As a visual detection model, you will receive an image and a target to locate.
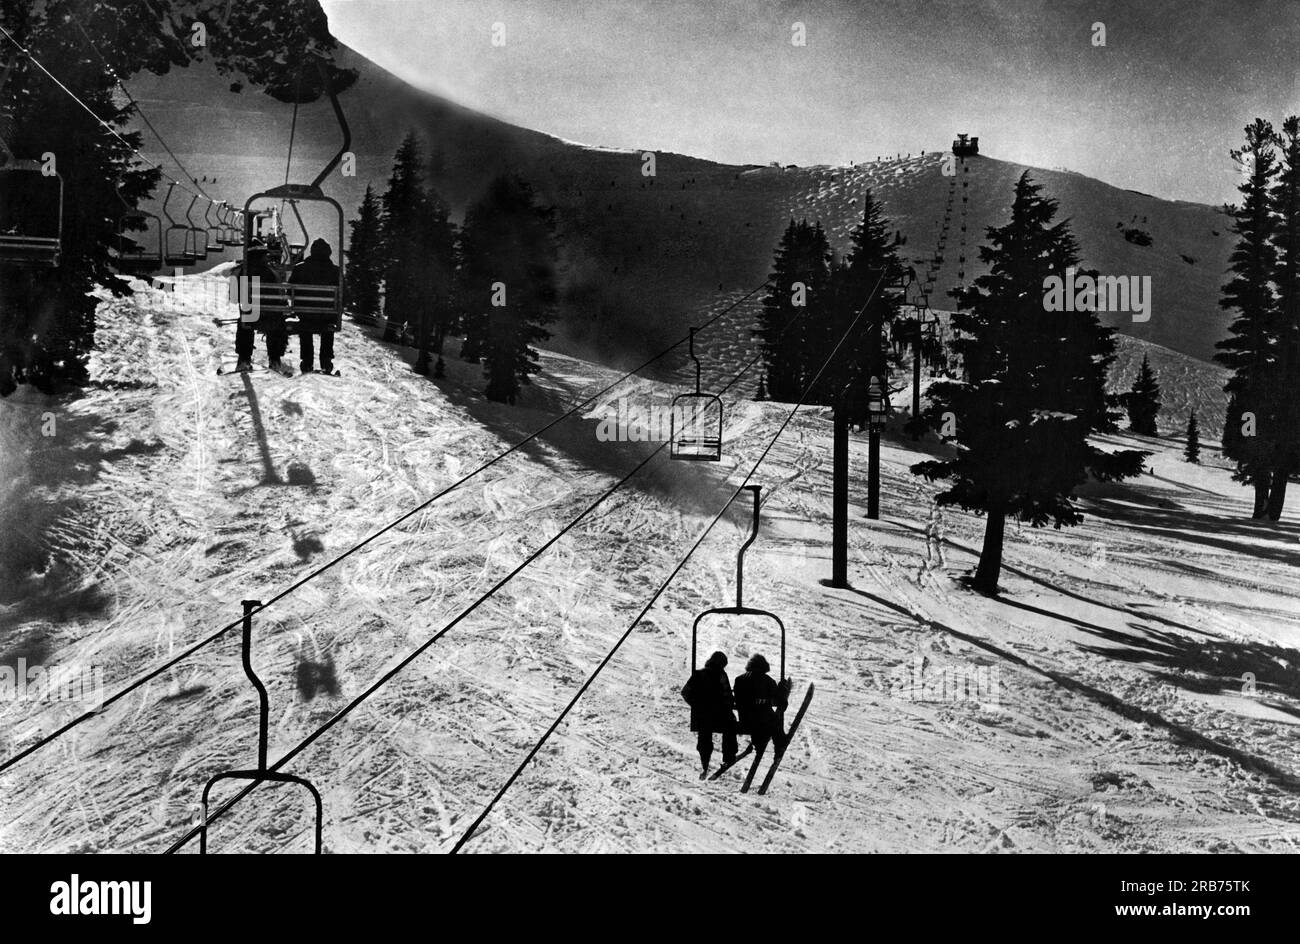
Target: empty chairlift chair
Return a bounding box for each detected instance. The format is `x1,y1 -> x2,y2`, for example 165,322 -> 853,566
203,201 -> 225,254
219,205 -> 243,247
112,182 -> 163,275
0,143 -> 64,268
670,327 -> 723,462
184,195 -> 208,263
199,601 -> 323,854
161,182 -> 198,267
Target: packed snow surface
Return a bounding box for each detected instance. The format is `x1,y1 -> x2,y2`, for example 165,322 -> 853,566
1,272 -> 1298,853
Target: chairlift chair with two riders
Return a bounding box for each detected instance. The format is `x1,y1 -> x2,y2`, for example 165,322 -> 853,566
671,327 -> 723,462
691,485 -> 815,793
236,55 -> 348,342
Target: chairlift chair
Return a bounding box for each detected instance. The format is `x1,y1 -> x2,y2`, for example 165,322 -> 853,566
219,206 -> 244,247
670,326 -> 723,462
202,200 -> 225,254
161,182 -> 198,267
112,181 -> 163,274
199,601 -> 323,854
237,55 -> 349,336
184,195 -> 209,262
0,147 -> 64,268
691,485 -> 787,683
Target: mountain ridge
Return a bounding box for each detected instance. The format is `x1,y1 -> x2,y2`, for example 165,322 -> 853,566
123,40 -> 1234,367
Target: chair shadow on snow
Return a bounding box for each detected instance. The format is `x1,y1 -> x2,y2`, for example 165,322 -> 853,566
224,373 -> 316,492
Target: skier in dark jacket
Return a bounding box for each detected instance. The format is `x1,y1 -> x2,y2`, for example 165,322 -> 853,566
291,238 -> 341,374
733,653 -> 791,755
232,245 -> 287,373
681,650 -> 738,776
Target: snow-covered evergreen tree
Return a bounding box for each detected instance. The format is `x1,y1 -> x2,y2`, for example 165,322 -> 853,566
913,172 -> 1146,594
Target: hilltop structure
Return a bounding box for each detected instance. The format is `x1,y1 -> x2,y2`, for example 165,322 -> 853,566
952,134 -> 979,158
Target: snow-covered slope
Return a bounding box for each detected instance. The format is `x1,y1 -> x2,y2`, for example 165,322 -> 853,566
1,275 -> 1297,853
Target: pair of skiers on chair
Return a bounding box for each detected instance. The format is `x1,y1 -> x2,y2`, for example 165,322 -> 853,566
681,651 -> 790,775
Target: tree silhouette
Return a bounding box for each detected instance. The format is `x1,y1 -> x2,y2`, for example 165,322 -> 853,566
344,184 -> 383,324
1184,412 -> 1200,464
913,173 -> 1145,594
458,175 -> 557,403
1123,353 -> 1162,435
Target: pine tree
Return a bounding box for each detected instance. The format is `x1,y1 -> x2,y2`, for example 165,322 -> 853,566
1217,119 -> 1281,517
380,132 -> 426,343
377,132 -> 456,365
457,175 -> 557,403
912,172 -> 1145,594
1184,412 -> 1200,463
830,190 -> 903,420
1266,115 -> 1300,518
758,219 -> 830,401
343,184 -> 383,323
1123,353 -> 1162,435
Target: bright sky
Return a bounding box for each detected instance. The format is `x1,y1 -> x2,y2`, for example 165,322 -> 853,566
320,0 -> 1300,206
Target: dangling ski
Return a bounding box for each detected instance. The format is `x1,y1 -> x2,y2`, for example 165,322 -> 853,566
707,743 -> 754,781
756,683 -> 815,795
739,743 -> 767,793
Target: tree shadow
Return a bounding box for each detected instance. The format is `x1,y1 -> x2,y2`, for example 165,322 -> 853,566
882,516 -> 1215,637
835,582 -> 1300,795
1085,496 -> 1300,568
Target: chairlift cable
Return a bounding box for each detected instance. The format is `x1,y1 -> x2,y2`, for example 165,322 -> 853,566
449,269 -> 891,853
0,280 -> 770,778
163,284 -> 806,854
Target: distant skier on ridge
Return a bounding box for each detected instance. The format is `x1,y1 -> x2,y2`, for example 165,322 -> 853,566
681,650 -> 738,778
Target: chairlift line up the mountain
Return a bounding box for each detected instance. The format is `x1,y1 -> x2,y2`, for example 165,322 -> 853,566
670,326 -> 724,461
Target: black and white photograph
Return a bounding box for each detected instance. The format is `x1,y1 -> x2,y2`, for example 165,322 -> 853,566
0,0 -> 1292,916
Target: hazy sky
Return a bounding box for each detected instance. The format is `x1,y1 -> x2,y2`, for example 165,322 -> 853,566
320,0 -> 1300,206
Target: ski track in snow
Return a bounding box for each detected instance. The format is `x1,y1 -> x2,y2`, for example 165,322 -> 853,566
1,271 -> 1299,853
